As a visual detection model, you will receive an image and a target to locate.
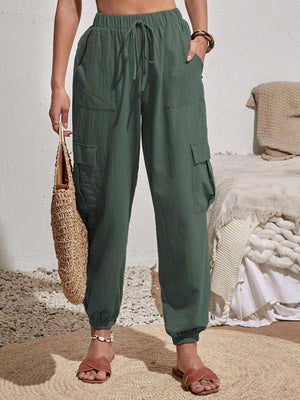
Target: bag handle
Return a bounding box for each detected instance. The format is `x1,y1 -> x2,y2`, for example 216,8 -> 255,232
53,122 -> 74,190
58,121 -> 65,144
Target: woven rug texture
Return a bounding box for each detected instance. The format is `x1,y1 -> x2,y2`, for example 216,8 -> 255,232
1,324 -> 300,399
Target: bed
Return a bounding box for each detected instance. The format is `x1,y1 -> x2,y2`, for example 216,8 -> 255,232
207,153 -> 300,327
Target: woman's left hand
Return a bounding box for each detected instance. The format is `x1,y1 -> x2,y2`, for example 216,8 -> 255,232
186,35 -> 207,63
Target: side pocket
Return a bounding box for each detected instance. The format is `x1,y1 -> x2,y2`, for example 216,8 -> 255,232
163,67 -> 204,109
163,49 -> 205,110
73,26 -> 95,75
163,37 -> 204,109
73,28 -> 116,112
193,52 -> 204,78
191,141 -> 216,214
182,19 -> 204,77
72,142 -> 99,215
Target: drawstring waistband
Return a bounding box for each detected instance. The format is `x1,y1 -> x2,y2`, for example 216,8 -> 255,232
92,7 -> 184,91
123,19 -> 159,91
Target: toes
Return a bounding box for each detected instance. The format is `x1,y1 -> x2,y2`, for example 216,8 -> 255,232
212,378 -> 220,387
77,369 -> 108,382
94,371 -> 107,381
190,381 -> 205,394
86,371 -> 96,380
199,379 -> 213,391
202,378 -> 217,389
190,379 -> 219,394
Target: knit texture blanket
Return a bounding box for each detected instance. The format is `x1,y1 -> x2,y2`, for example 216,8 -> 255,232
208,213 -> 300,327
246,215 -> 300,274
208,153 -> 300,269
246,81 -> 300,161
207,153 -> 300,326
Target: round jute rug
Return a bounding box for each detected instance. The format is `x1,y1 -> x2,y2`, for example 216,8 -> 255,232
0,323 -> 299,400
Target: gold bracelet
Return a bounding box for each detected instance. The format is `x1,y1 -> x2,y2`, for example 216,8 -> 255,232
191,30 -> 215,53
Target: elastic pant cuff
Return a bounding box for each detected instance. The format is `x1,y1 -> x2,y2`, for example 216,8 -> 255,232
88,311 -> 117,330
172,327 -> 206,345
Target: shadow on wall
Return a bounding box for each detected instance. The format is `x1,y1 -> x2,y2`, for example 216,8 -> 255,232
0,221 -> 13,270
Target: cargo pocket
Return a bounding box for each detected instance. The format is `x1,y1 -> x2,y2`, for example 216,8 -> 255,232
191,141 -> 216,214
72,142 -> 99,216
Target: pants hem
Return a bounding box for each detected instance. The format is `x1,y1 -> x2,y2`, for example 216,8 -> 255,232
171,327 -> 206,345
87,312 -> 117,330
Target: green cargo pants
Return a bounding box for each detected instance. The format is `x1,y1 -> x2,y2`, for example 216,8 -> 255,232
72,7 -> 216,345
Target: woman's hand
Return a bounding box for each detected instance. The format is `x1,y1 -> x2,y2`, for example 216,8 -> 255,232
186,35 -> 207,64
49,86 -> 72,136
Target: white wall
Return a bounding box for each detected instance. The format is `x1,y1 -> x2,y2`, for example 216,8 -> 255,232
0,1 -> 299,271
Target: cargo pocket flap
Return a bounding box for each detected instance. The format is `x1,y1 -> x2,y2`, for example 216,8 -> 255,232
191,141 -> 211,165
73,142 -> 97,165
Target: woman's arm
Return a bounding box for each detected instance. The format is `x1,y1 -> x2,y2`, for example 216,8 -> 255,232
184,0 -> 208,63
49,0 -> 82,134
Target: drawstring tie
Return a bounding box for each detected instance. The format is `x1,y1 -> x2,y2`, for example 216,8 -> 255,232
123,19 -> 159,91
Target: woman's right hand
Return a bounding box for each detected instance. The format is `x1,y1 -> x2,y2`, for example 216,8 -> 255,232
49,86 -> 72,136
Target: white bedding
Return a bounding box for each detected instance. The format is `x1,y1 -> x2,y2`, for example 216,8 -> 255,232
210,256 -> 300,327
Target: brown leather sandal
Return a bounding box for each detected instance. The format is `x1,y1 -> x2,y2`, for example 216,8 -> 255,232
76,331 -> 115,384
172,365 -> 220,395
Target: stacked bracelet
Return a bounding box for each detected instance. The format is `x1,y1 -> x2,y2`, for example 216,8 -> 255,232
191,30 -> 215,53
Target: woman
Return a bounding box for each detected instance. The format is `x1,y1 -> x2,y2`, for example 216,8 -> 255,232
49,0 -> 219,395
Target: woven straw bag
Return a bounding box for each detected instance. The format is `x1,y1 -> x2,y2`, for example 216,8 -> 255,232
50,121 -> 88,305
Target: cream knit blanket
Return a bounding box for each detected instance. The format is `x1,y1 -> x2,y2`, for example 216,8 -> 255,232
207,153 -> 300,326
246,216 -> 300,274
208,213 -> 300,326
246,81 -> 300,161
208,153 -> 300,257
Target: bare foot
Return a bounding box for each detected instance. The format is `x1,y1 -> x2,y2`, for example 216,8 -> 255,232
176,342 -> 220,395
77,328 -> 116,382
